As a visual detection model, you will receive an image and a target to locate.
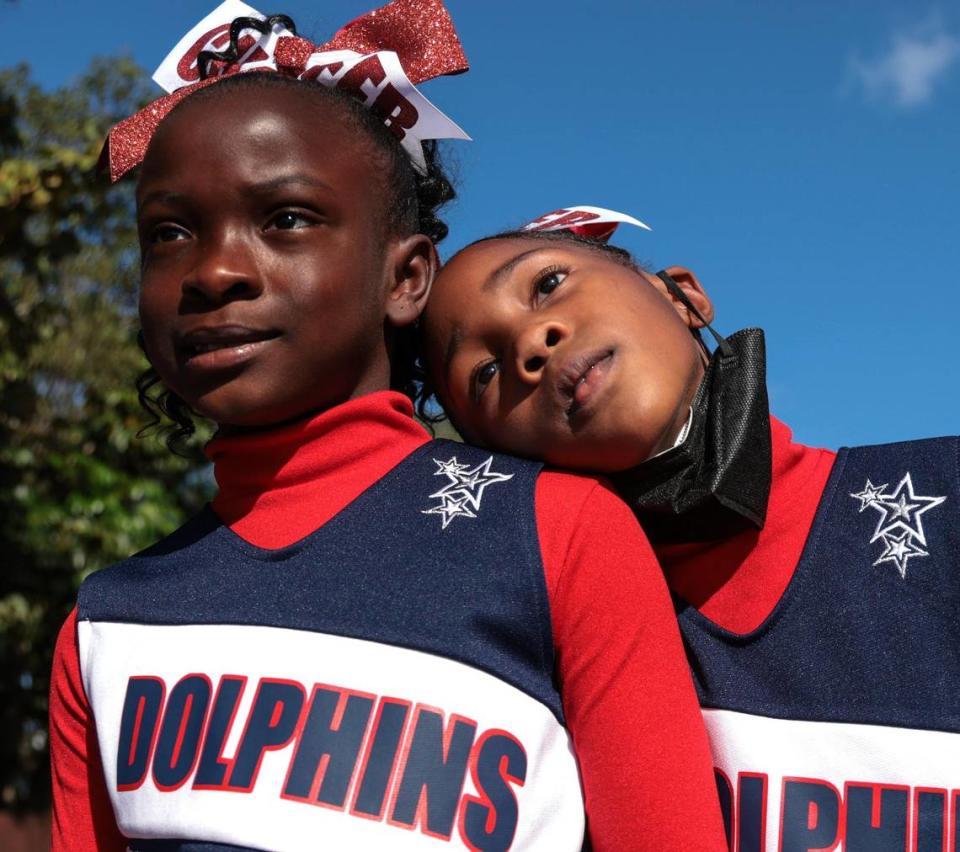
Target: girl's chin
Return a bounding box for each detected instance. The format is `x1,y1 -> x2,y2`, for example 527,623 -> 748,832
190,393 -> 297,430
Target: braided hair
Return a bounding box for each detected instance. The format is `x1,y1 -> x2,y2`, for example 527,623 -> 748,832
135,14 -> 456,453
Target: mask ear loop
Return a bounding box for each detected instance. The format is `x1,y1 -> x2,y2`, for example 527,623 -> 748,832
656,270 -> 733,359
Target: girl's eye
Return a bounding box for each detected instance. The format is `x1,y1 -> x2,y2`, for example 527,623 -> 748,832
267,211 -> 313,231
472,359 -> 500,400
533,269 -> 568,300
149,223 -> 190,244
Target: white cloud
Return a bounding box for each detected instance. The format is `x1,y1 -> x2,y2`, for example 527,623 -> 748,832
850,17 -> 960,107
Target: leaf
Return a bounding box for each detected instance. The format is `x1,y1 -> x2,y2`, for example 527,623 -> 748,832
0,57 -> 210,814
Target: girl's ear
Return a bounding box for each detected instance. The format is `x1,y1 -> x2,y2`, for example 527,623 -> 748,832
384,234 -> 438,328
654,265 -> 715,328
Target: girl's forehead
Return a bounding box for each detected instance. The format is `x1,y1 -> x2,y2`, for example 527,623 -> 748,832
441,236 -> 616,285
443,237 -> 547,278
152,87 -> 340,150
139,90 -> 378,197
428,238 -> 550,334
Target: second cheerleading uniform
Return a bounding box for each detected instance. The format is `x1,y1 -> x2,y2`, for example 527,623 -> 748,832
658,417 -> 960,852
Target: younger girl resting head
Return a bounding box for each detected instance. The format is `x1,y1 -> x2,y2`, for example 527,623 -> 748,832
49,8 -> 726,852
419,223 -> 711,473
418,206 -> 960,851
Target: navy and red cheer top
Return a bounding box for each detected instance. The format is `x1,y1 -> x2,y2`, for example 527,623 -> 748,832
50,391 -> 726,851
659,417 -> 960,852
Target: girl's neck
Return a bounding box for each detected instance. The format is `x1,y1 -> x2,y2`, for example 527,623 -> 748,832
212,380 -> 398,439
206,390 -> 430,549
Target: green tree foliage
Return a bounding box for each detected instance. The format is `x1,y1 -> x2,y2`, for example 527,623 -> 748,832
0,58 -> 211,812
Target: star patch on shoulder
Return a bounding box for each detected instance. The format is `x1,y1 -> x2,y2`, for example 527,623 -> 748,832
850,473 -> 946,578
422,456 -> 514,529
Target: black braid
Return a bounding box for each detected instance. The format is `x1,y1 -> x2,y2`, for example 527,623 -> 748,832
133,14 -> 457,446
197,15 -> 298,79
411,140 -> 457,244
135,367 -> 199,456
390,137 -> 457,402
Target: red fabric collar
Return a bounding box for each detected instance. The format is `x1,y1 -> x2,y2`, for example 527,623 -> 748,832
207,391 -> 430,549
659,416 -> 837,634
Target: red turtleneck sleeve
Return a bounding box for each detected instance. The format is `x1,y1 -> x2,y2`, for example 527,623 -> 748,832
50,610 -> 126,851
51,391 -> 725,850
535,472 -> 726,849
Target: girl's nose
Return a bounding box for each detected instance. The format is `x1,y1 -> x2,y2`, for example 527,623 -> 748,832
515,321 -> 568,384
182,237 -> 263,307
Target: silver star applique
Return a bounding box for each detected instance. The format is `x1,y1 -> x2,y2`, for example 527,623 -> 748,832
851,472 -> 946,579
850,479 -> 888,512
873,530 -> 928,579
870,473 -> 946,547
422,456 -> 514,529
422,492 -> 477,529
433,457 -> 472,478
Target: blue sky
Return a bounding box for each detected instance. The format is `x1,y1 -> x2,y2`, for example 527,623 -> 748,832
4,0 -> 958,449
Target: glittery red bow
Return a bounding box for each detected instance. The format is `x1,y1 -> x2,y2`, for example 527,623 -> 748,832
101,0 -> 468,181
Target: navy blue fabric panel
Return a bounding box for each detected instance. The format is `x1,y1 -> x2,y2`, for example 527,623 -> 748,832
679,436 -> 960,732
78,440 -> 561,719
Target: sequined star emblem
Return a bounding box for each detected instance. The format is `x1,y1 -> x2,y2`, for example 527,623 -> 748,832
873,530 -> 928,579
850,472 -> 946,579
422,455 -> 514,528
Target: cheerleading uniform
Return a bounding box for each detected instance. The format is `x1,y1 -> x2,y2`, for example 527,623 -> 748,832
50,391 -> 726,852
657,417 -> 960,851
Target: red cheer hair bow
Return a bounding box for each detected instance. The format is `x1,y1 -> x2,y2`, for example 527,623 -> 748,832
101,0 -> 469,181
522,206 -> 651,242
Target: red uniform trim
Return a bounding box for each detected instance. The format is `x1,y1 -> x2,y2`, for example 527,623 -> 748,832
49,610 -> 126,851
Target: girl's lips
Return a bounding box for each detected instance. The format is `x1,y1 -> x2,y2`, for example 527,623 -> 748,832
178,326 -> 281,372
557,349 -> 616,418
182,337 -> 277,372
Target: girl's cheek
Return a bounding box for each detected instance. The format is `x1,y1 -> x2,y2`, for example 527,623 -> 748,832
138,295 -> 176,372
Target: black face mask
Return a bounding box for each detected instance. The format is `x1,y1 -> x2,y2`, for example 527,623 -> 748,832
611,273 -> 772,544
